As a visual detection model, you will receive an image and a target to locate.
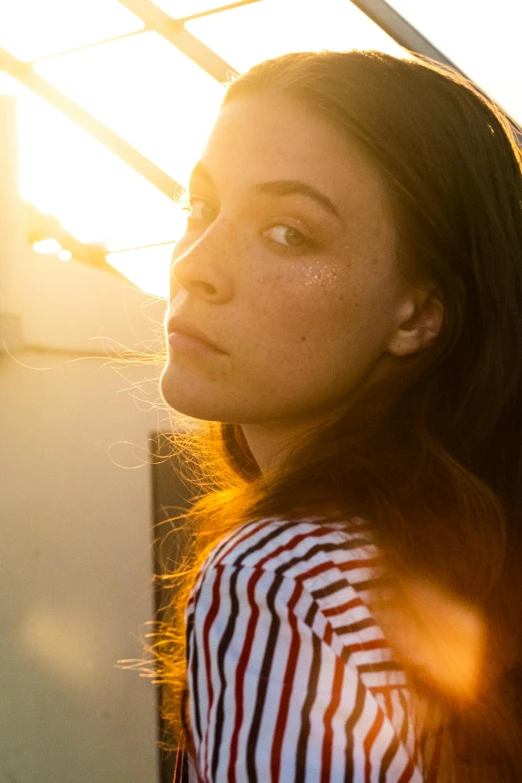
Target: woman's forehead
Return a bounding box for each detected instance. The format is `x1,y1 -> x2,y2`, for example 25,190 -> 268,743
195,94 -> 392,219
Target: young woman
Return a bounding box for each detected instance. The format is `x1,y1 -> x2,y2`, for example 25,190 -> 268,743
155,49 -> 522,781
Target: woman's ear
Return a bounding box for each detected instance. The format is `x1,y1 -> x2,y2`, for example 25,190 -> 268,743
387,286 -> 444,358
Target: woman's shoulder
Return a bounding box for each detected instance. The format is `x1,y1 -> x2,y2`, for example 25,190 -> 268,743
186,515 -> 412,758
188,513 -> 383,617
203,513 -> 376,571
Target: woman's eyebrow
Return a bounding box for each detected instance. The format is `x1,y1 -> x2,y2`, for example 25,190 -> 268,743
255,180 -> 341,221
188,162 -> 341,222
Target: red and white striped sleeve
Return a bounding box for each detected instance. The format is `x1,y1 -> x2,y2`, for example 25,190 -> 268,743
179,517 -> 425,782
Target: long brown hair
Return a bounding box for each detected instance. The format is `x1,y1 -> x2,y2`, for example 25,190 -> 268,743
135,50 -> 522,780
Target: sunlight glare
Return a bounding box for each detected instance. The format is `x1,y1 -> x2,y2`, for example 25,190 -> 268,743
0,72 -> 184,251
186,0 -> 410,72
33,238 -> 61,255
151,0 -> 235,18
106,243 -> 176,298
34,31 -> 225,184
0,0 -> 143,62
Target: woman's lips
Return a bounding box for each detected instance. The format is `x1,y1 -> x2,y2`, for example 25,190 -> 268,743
168,331 -> 226,356
167,314 -> 226,353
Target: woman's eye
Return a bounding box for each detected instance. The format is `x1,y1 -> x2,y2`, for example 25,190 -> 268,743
263,224 -> 311,248
182,197 -> 216,223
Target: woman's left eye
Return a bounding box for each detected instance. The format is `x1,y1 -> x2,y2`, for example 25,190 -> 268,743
263,224 -> 311,249
183,197 -> 216,223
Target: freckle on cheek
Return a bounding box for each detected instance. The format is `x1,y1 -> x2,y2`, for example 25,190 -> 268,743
298,268 -> 340,287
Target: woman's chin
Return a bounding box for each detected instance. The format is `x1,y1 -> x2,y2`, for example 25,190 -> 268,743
160,368 -> 222,422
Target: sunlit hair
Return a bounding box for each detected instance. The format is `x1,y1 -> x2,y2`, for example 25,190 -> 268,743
131,50 -> 522,780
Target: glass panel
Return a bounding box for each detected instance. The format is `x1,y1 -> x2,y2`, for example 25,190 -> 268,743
385,0 -> 522,125
186,0 -> 409,73
34,31 -> 225,185
0,72 -> 185,252
107,243 -> 174,298
0,0 -> 144,62
151,0 -> 230,18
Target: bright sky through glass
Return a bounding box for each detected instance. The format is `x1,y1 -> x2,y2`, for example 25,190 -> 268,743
151,0 -> 236,17
0,0 -> 144,61
106,243 -> 176,297
186,0 -> 408,72
0,72 -> 186,251
34,31 -> 225,184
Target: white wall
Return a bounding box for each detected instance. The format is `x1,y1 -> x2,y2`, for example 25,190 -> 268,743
0,95 -> 170,783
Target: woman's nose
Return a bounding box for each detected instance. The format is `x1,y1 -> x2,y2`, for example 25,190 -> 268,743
169,233 -> 234,304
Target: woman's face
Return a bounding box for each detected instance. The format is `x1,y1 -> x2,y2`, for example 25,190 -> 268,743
161,93 -> 424,429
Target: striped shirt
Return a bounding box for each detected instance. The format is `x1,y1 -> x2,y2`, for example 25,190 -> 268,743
173,515 -> 429,782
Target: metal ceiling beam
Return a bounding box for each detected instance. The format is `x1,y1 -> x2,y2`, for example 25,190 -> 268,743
176,0 -> 261,25
0,47 -> 180,201
350,0 -> 459,68
117,0 -> 237,83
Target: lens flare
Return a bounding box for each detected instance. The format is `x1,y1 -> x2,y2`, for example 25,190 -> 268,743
374,578 -> 485,703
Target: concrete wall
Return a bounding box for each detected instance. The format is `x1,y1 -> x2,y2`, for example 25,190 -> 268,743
0,95 -> 169,783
